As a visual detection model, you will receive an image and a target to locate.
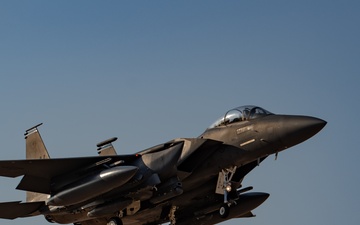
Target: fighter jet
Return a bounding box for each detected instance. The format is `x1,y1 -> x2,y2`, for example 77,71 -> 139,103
0,105 -> 326,225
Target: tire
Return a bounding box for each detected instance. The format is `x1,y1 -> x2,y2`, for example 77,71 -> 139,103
107,217 -> 123,225
219,204 -> 230,218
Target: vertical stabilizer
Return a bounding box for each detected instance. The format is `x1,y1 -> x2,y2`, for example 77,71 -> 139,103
24,123 -> 50,202
25,123 -> 50,160
96,137 -> 118,156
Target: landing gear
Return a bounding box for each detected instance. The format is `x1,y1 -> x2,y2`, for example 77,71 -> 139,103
168,205 -> 178,225
219,203 -> 230,218
216,166 -> 237,218
107,217 -> 123,225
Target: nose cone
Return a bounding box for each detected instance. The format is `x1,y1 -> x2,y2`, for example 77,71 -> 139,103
279,115 -> 327,148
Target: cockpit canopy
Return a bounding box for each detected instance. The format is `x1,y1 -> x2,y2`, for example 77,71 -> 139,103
208,105 -> 273,129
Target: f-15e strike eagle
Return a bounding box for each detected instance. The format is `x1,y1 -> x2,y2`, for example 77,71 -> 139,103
0,105 -> 326,225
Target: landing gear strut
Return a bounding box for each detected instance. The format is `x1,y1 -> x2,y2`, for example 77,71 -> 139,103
216,166 -> 237,218
169,205 -> 178,225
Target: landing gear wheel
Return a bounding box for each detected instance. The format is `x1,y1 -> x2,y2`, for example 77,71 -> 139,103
219,204 -> 230,218
107,217 -> 123,225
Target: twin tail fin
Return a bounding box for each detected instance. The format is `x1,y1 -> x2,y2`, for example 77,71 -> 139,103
24,123 -> 50,202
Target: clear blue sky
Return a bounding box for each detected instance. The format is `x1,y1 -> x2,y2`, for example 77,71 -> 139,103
0,1 -> 359,225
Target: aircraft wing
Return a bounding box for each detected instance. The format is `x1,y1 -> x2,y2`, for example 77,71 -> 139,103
0,155 -> 138,194
0,201 -> 45,219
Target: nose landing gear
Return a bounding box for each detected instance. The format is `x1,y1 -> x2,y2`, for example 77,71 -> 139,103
219,203 -> 230,218
216,166 -> 237,218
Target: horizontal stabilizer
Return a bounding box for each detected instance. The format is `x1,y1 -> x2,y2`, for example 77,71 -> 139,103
0,201 -> 44,219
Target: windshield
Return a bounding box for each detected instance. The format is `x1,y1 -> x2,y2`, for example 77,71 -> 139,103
208,105 -> 273,129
